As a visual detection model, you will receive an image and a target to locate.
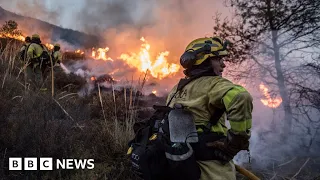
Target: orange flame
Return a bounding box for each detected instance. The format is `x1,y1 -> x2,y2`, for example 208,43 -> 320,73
0,33 -> 25,41
45,43 -> 54,50
90,76 -> 96,81
0,32 -> 55,51
75,49 -> 84,55
91,48 -> 96,57
4,31 -> 179,80
259,83 -> 282,108
119,37 -> 180,79
91,47 -> 113,61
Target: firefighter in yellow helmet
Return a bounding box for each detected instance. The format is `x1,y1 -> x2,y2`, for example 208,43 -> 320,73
41,43 -> 64,84
25,34 -> 50,90
166,37 -> 253,180
52,43 -> 62,66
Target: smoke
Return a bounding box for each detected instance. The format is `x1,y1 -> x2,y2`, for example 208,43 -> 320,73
1,0 -> 228,51
61,58 -> 182,97
4,0 -> 318,174
0,0 -> 59,24
0,0 -> 229,79
76,0 -> 156,34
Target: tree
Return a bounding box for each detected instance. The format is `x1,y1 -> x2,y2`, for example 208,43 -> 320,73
0,20 -> 22,38
213,0 -> 320,135
289,61 -> 320,151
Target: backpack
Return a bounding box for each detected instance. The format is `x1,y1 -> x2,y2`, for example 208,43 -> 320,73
127,73 -> 230,180
127,75 -> 213,180
128,105 -> 200,180
24,43 -> 51,66
38,44 -> 51,67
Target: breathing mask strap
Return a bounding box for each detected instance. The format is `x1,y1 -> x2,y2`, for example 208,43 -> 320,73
166,72 -> 214,106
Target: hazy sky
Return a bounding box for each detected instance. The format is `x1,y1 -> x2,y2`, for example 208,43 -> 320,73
0,0 -> 233,68
0,0 -> 230,35
0,0 -> 87,30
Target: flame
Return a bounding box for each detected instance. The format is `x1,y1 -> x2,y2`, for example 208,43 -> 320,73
119,37 -> 180,79
75,49 -> 84,55
259,83 -> 282,108
90,76 -> 96,81
152,90 -> 157,94
91,47 -> 113,61
45,43 -> 54,50
0,33 -> 25,41
3,30 -> 179,80
91,48 -> 96,57
0,32 -> 56,50
0,32 -> 56,51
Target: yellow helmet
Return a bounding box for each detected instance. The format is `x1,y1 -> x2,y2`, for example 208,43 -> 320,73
54,43 -> 60,47
32,34 -> 40,39
180,37 -> 229,69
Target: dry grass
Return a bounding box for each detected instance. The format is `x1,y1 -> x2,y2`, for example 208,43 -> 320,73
1,38 -> 320,180
0,38 -> 142,180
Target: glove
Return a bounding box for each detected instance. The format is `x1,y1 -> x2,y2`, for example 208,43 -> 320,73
210,131 -> 250,163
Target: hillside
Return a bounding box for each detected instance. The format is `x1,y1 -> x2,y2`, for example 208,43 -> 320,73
0,6 -> 102,48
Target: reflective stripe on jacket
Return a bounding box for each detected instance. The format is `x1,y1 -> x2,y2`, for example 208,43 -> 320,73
166,76 -> 253,136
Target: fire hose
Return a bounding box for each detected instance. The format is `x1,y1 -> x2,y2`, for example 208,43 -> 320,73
235,164 -> 260,180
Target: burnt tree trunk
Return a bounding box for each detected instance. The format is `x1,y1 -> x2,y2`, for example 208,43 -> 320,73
272,30 -> 293,134
267,0 -> 293,134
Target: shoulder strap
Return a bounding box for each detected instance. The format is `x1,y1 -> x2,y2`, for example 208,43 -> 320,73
168,73 -> 226,129
25,43 -> 32,51
166,72 -> 213,106
39,44 -> 46,50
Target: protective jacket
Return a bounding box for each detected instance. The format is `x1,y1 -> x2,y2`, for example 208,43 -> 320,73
166,75 -> 253,180
26,43 -> 50,69
27,43 -> 48,60
167,76 -> 252,134
52,50 -> 62,65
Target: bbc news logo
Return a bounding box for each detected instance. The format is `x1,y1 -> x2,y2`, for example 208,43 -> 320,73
9,158 -> 94,170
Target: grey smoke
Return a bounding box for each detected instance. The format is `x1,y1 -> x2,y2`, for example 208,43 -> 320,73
77,0 -> 156,35
5,0 -> 316,175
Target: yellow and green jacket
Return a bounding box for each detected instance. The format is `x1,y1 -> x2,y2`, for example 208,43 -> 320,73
166,76 -> 253,137
52,50 -> 62,65
26,43 -> 49,68
27,43 -> 48,59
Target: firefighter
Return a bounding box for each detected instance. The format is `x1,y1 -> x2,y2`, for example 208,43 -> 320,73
18,36 -> 31,62
26,34 -> 50,90
166,37 -> 253,180
44,43 -> 63,77
52,43 -> 62,67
